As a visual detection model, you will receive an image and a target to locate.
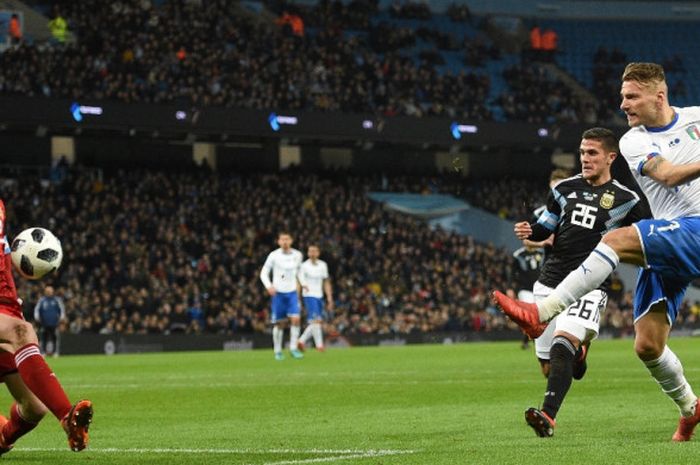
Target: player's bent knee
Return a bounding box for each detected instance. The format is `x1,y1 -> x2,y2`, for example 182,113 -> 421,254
634,337 -> 664,361
7,321 -> 39,350
601,226 -> 639,254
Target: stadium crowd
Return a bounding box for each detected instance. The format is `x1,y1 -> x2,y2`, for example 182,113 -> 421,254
6,167 -> 696,339
0,0 -> 593,123
5,168 -> 516,338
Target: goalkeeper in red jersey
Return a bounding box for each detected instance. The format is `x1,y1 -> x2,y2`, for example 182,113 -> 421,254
0,199 -> 92,455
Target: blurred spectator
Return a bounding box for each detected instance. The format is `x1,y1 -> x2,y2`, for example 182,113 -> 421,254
447,3 -> 471,23
540,28 -> 558,62
4,166 -> 653,339
276,10 -> 304,37
9,13 -> 22,45
529,25 -> 542,60
48,6 -> 69,44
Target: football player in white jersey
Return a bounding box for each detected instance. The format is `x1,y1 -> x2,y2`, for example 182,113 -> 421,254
297,245 -> 333,352
494,62 -> 700,441
260,232 -> 304,360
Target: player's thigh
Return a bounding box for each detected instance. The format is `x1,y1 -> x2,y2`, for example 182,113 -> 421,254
0,313 -> 36,349
634,217 -> 700,280
633,268 -> 687,325
303,297 -> 323,322
601,225 -> 645,266
272,292 -> 296,324
3,373 -> 48,421
554,289 -> 607,344
285,293 -> 300,320
534,321 -> 556,360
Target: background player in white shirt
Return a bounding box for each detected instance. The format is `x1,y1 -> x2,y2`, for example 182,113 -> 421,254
298,245 -> 333,352
494,62 -> 700,441
260,232 -> 304,360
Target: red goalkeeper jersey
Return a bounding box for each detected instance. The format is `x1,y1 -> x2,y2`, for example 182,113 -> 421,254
0,200 -> 22,318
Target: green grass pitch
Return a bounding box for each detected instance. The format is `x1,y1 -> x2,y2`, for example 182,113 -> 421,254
4,338 -> 699,464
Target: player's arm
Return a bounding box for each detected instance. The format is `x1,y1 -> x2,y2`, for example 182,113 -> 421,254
58,297 -> 67,321
260,256 -> 275,295
295,254 -> 306,293
297,265 -> 308,293
641,155 -> 700,188
522,235 -> 554,250
514,219 -> 552,242
34,300 -> 42,323
323,278 -> 333,310
518,187 -> 561,242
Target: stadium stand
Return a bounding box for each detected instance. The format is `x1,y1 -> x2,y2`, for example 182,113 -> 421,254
2,165 -> 661,339
2,0 -> 699,345
0,0 -> 607,123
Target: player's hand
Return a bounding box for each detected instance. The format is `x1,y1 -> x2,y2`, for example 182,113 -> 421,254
514,221 -> 532,240
302,285 -> 309,292
542,234 -> 554,247
267,287 -> 277,297
327,300 -> 334,310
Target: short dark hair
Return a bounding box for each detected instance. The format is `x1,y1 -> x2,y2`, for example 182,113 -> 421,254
581,127 -> 618,154
278,231 -> 293,239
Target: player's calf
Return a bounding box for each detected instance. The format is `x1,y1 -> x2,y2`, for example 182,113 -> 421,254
572,342 -> 589,381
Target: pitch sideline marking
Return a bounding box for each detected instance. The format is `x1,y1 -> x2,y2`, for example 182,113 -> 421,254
17,446 -> 416,461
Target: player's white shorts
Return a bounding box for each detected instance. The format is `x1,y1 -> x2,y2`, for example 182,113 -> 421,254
532,281 -> 608,360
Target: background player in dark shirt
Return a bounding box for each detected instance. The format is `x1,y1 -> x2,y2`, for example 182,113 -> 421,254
512,128 -> 651,437
512,168 -> 571,352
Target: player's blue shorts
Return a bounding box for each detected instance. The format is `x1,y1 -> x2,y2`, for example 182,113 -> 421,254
633,217 -> 700,325
271,291 -> 300,324
303,297 -> 324,322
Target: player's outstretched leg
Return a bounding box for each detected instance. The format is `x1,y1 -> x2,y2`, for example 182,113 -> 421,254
0,398 -> 41,455
572,342 -> 589,381
491,291 -> 547,339
525,408 -> 555,438
61,400 -> 93,452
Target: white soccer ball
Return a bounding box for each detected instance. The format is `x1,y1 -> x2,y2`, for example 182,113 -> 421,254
10,228 -> 63,280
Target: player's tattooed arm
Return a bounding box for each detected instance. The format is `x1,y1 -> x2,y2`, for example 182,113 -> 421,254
643,155 -> 700,187
642,156 -> 665,175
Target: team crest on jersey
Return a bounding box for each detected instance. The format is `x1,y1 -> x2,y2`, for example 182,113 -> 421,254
600,191 -> 615,209
687,125 -> 700,141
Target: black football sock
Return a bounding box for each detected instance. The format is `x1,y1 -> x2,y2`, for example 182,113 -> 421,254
542,336 -> 576,420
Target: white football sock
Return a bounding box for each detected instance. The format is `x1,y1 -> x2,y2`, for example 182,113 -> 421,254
539,242 -> 619,321
290,325 -> 300,350
272,326 -> 283,354
312,322 -> 324,348
644,346 -> 698,417
299,325 -> 312,345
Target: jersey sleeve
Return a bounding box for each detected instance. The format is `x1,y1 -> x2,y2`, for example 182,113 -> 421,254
259,253 -> 274,288
321,262 -> 329,280
620,130 -> 661,177
623,195 -> 652,225
530,189 -> 561,240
